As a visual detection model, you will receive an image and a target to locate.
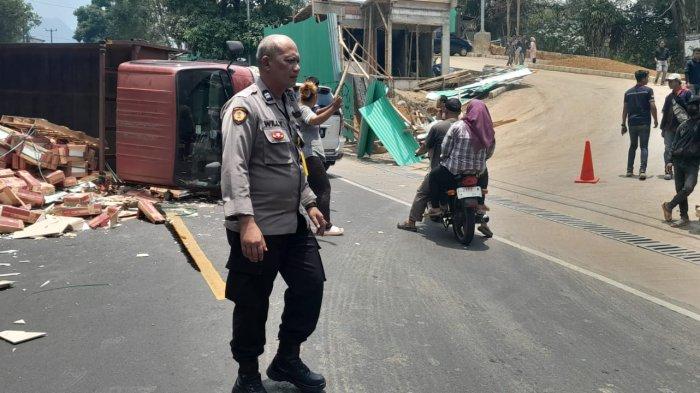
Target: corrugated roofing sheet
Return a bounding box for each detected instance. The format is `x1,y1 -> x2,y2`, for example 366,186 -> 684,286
358,97 -> 421,166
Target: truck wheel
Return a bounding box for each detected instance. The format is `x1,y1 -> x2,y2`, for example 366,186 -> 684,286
460,48 -> 468,56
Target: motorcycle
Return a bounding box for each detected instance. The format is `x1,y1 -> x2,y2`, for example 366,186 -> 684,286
439,174 -> 489,245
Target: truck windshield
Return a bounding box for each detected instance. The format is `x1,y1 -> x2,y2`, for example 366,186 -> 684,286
175,69 -> 233,189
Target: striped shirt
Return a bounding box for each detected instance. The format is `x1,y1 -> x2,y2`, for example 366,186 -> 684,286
439,120 -> 490,175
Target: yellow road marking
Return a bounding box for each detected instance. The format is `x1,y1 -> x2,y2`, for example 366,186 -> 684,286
167,214 -> 226,300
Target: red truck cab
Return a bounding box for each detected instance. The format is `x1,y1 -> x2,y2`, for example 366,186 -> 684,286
116,60 -> 254,188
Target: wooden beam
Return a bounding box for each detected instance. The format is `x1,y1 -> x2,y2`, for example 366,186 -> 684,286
342,26 -> 391,78
374,2 -> 388,29
335,43 -> 359,96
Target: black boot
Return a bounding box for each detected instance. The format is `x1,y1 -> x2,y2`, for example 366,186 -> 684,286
266,350 -> 326,392
232,373 -> 267,393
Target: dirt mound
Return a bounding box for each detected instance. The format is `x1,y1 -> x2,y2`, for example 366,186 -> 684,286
546,56 -> 652,75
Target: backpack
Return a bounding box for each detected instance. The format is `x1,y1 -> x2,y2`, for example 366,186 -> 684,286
672,119 -> 700,159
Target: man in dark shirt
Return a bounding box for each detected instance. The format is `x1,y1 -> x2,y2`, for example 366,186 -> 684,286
660,73 -> 692,180
397,98 -> 461,231
622,70 -> 658,180
662,96 -> 700,227
685,48 -> 700,95
653,40 -> 670,85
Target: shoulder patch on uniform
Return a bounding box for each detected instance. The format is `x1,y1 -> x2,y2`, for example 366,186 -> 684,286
232,107 -> 248,125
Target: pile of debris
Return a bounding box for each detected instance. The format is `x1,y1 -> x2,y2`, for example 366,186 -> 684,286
0,116 -> 99,177
0,116 -> 193,239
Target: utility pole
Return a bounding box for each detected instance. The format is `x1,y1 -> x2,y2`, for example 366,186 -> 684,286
516,0 -> 521,35
45,28 -> 57,43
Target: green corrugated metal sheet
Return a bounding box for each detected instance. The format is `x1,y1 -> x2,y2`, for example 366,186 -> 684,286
265,16 -> 354,139
358,97 -> 421,166
357,79 -> 388,157
264,16 -> 340,84
450,9 -> 457,34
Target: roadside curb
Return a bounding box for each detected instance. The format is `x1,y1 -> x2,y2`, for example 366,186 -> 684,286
488,85 -> 509,99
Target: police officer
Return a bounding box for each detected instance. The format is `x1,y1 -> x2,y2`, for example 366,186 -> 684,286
221,34 -> 328,393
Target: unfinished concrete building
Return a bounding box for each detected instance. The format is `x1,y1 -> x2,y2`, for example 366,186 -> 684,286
301,0 -> 456,79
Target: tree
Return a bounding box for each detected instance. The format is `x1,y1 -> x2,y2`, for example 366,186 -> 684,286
0,0 -> 40,43
74,0 -> 170,44
164,0 -> 305,60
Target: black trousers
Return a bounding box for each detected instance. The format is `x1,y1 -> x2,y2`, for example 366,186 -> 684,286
668,159 -> 699,219
428,165 -> 456,207
306,155 -> 332,226
225,216 -> 325,364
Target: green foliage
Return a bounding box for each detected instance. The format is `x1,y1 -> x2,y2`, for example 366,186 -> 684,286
476,0 -> 683,70
74,0 -> 170,44
0,0 -> 40,43
165,0 -> 305,60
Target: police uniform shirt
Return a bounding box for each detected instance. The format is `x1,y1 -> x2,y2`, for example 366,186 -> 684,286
221,78 -> 316,235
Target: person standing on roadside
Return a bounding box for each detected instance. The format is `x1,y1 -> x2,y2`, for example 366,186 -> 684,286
298,80 -> 345,236
506,37 -> 515,67
653,40 -> 670,85
529,37 -> 537,64
685,48 -> 700,95
662,96 -> 700,227
397,98 -> 462,232
221,34 -> 328,393
659,73 -> 692,180
622,70 -> 658,180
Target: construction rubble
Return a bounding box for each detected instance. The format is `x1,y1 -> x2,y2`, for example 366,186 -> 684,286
351,65 -> 530,164
0,116 -> 196,240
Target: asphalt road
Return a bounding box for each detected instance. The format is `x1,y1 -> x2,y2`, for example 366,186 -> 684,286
1,177 -> 698,393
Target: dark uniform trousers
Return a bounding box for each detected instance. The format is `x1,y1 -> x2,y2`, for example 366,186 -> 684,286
225,214 -> 325,363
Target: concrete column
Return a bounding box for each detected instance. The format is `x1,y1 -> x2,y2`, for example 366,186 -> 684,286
473,0 -> 491,54
386,20 -> 392,76
441,21 -> 450,76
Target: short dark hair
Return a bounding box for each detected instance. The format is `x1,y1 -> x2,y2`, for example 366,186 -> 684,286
444,98 -> 462,113
438,95 -> 448,103
635,70 -> 649,82
305,76 -> 319,86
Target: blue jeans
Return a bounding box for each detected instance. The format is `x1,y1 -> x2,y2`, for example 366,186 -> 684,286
627,124 -> 650,173
663,129 -> 676,165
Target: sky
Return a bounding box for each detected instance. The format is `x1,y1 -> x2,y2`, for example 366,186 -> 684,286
27,0 -> 91,43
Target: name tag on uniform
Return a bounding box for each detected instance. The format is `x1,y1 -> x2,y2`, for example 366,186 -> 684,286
263,128 -> 290,144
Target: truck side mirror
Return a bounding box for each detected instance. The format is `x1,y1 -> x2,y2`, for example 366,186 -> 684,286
226,41 -> 244,56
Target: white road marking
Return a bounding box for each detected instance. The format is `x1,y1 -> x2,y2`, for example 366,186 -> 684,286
337,177 -> 700,322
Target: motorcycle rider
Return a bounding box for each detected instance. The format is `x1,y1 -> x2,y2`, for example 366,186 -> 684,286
427,100 -> 496,218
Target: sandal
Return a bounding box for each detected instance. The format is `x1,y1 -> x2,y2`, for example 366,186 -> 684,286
397,221 -> 418,232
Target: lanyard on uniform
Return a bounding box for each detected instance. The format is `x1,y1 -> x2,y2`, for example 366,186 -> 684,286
278,93 -> 309,176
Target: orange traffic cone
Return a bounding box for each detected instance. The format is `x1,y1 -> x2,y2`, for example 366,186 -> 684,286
575,140 -> 599,184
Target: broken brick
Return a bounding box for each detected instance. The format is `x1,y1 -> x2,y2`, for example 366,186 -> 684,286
0,206 -> 40,224
67,144 -> 86,158
61,176 -> 78,187
53,203 -> 102,217
63,193 -> 91,206
137,199 -> 165,224
88,212 -> 110,229
15,170 -> 41,191
44,170 -> 65,185
0,169 -> 14,178
0,216 -> 24,233
0,177 -> 27,190
15,189 -> 44,207
0,187 -> 25,207
38,182 -> 55,196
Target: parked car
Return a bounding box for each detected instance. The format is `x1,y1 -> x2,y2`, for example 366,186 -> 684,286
294,84 -> 344,170
433,33 -> 473,56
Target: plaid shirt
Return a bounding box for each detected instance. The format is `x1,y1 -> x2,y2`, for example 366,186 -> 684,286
440,120 -> 490,174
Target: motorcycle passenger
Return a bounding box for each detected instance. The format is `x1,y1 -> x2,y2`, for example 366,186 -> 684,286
462,99 -> 496,238
427,100 -> 496,217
